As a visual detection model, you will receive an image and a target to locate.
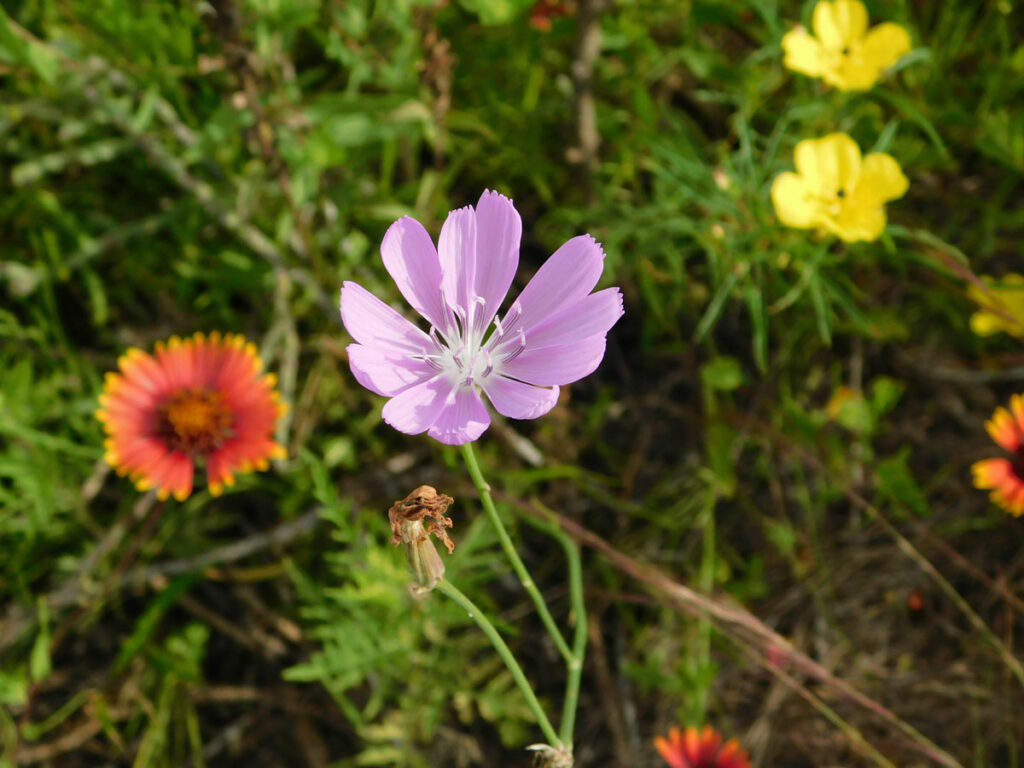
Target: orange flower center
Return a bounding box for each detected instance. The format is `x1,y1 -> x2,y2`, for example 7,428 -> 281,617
1013,448 -> 1024,481
156,388 -> 233,454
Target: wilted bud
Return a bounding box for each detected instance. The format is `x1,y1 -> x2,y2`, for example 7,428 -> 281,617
388,485 -> 455,593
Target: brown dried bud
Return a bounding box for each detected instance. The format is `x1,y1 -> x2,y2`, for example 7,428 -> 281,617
388,485 -> 455,592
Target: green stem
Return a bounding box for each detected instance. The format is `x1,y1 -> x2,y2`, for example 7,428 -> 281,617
459,442 -> 573,663
520,502 -> 588,747
436,579 -> 561,748
694,492 -> 715,721
560,535 -> 586,747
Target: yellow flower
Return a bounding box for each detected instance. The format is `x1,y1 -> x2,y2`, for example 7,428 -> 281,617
968,274 -> 1024,338
771,133 -> 908,243
783,0 -> 911,91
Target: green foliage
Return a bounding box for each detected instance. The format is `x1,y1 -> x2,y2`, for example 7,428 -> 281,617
132,622 -> 210,768
285,501 -> 540,758
1,0 -> 1023,763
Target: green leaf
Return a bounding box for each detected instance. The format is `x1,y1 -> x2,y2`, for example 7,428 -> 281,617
0,668 -> 28,707
695,271 -> 739,341
705,422 -> 738,498
701,356 -> 744,392
744,281 -> 768,371
764,519 -> 797,559
29,599 -> 51,681
870,376 -> 905,417
457,0 -> 534,25
129,84 -> 161,134
808,271 -> 832,345
876,448 -> 929,518
875,89 -> 950,160
835,393 -> 874,435
24,42 -> 59,85
0,9 -> 59,84
113,574 -> 198,675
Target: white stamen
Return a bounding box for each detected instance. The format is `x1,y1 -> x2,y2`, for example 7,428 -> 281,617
471,295 -> 488,336
429,295 -> 527,390
502,330 -> 527,363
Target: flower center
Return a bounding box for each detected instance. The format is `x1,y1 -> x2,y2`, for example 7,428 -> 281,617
418,294 -> 527,390
156,387 -> 233,454
1012,447 -> 1024,481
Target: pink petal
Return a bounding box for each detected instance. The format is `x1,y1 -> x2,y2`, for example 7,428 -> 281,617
381,216 -> 448,330
381,375 -> 451,435
347,344 -> 436,397
472,190 -> 521,328
511,235 -> 606,332
502,334 -> 608,387
438,205 -> 477,317
428,386 -> 491,445
521,287 -> 623,349
340,281 -> 432,356
482,376 -> 559,420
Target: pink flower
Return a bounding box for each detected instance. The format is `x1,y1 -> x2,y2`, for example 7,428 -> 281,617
340,190 -> 623,445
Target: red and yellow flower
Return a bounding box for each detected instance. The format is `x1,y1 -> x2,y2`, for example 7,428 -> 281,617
96,332 -> 287,501
972,394 -> 1024,517
655,726 -> 750,768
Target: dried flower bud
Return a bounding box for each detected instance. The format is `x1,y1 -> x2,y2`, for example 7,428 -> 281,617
388,485 -> 455,593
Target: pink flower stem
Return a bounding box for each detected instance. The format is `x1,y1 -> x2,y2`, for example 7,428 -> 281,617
524,501 -> 588,748
436,579 -> 562,749
460,442 -> 573,663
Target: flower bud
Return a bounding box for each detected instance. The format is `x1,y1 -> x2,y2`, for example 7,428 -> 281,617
388,485 -> 455,593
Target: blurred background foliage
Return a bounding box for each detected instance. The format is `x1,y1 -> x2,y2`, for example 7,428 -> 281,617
1,0 -> 1023,766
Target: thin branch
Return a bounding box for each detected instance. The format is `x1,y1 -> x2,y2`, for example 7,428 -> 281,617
121,510 -> 321,588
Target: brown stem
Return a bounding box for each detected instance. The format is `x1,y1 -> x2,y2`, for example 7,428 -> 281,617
571,0 -> 610,205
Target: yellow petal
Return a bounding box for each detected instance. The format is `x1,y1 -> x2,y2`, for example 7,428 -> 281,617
984,274 -> 1024,307
855,152 -> 908,204
782,27 -> 826,76
972,458 -> 1012,490
828,200 -> 886,242
860,22 -> 911,70
969,274 -> 1024,338
970,310 -> 1004,337
795,133 -> 862,195
813,0 -> 868,51
832,59 -> 882,91
772,172 -> 822,229
986,407 -> 1021,451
